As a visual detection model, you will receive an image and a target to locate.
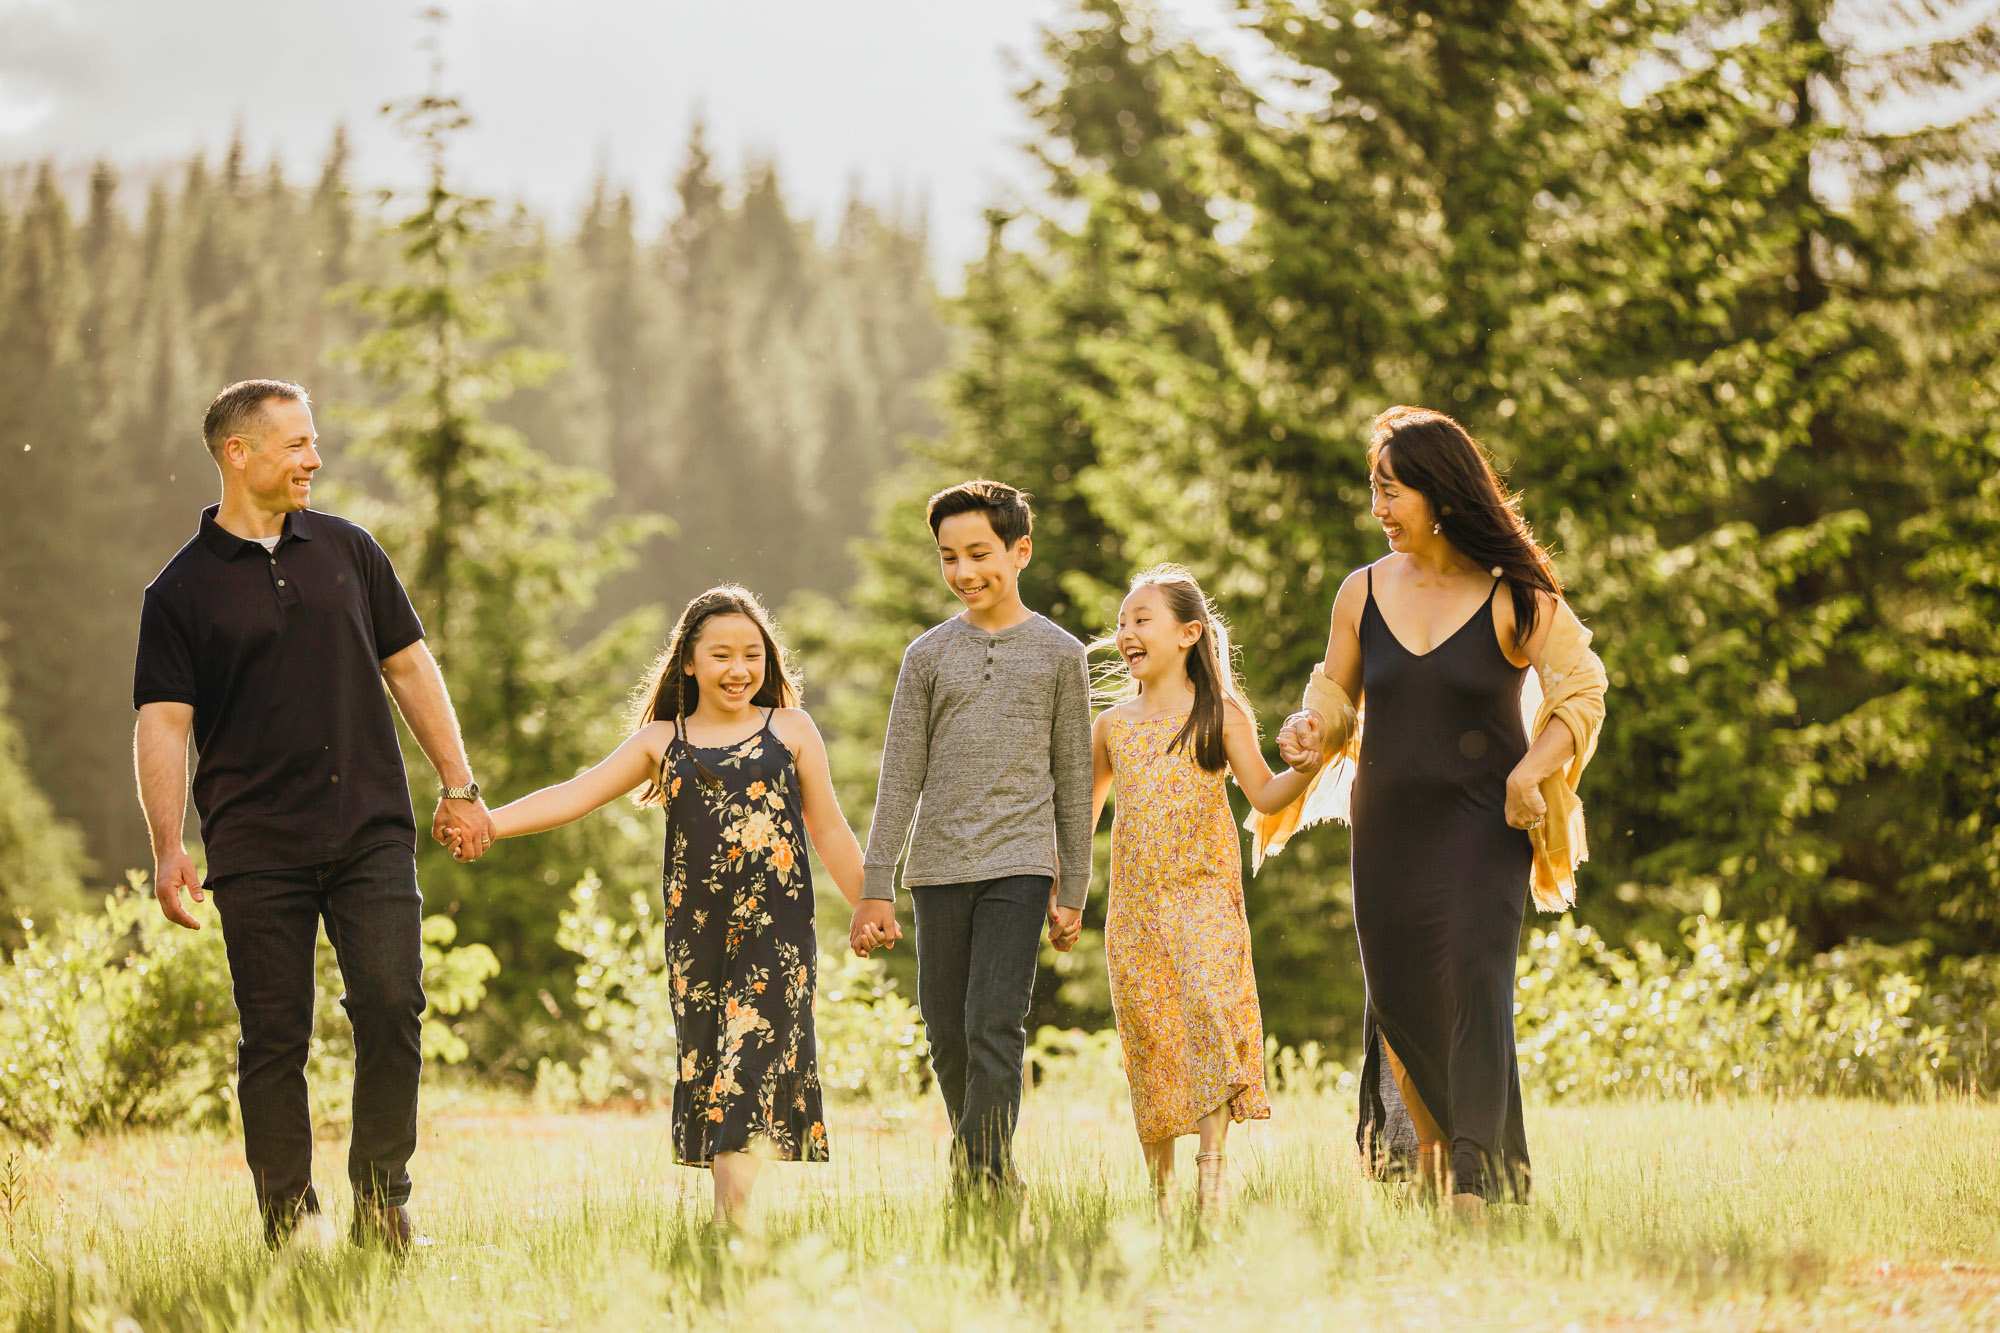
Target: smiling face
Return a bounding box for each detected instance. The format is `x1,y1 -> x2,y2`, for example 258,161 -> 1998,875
1116,584 -> 1203,690
683,612 -> 767,717
224,397 -> 321,513
935,510 -> 1031,616
1369,446 -> 1436,553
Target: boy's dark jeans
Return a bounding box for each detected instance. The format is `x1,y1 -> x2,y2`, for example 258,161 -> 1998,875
210,841 -> 425,1236
912,875 -> 1049,1183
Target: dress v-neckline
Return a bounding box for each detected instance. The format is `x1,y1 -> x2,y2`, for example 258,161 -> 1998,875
1370,584 -> 1494,660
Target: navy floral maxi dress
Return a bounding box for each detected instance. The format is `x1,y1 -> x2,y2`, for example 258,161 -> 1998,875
661,709 -> 829,1166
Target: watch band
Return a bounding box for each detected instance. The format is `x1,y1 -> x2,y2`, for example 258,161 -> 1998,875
440,781 -> 480,802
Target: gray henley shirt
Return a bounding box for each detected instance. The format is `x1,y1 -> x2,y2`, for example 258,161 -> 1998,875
861,612 -> 1095,909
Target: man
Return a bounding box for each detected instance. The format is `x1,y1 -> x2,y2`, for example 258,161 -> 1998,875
133,379 -> 493,1251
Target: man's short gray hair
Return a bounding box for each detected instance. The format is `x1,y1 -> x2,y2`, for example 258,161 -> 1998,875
203,379 -> 310,460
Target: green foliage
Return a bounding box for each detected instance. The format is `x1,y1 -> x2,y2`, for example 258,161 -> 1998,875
0,877 -> 496,1146
531,876 -> 929,1110
1516,906 -> 2000,1102
0,651 -> 85,936
804,0 -> 2000,1047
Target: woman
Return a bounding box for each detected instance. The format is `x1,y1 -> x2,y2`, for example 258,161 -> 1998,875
1258,406 -> 1607,1217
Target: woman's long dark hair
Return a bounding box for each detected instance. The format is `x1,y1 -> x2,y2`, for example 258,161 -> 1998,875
629,585 -> 800,804
1369,407 -> 1561,649
1094,564 -> 1251,773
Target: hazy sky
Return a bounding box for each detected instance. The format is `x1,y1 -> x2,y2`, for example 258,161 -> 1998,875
0,0 -> 1244,273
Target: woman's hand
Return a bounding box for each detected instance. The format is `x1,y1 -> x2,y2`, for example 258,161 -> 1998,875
1504,769 -> 1548,831
1276,709 -> 1324,772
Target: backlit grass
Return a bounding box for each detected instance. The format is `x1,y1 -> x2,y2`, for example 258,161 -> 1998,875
5,1078 -> 1998,1330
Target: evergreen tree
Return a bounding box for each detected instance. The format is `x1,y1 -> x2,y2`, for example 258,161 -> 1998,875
334,65 -> 664,1057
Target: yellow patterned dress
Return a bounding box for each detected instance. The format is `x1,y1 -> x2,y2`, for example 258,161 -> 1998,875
1105,708 -> 1271,1142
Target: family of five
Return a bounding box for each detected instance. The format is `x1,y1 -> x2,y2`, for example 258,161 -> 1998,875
133,378 -> 1606,1249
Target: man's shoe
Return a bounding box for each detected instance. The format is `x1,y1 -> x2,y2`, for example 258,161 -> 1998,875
262,1194 -> 325,1251
351,1200 -> 428,1256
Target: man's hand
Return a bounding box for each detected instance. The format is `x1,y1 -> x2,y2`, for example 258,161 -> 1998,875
849,898 -> 901,957
434,797 -> 495,862
154,846 -> 205,930
1047,883 -> 1083,952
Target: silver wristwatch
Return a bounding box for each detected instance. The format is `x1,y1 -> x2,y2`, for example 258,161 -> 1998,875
440,780 -> 481,802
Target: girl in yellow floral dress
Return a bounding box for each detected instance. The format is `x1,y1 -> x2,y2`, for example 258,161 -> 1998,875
481,586 -> 875,1227
1086,565 -> 1324,1222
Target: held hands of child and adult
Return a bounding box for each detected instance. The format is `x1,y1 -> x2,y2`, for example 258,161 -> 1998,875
1274,709 -> 1551,831
1048,889 -> 1083,954
847,899 -> 904,959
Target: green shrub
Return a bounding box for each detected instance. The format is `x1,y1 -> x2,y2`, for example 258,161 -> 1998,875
1515,900 -> 2000,1101
533,875 -> 930,1110
0,875 -> 498,1144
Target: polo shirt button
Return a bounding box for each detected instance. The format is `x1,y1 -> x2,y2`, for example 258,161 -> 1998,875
330,773 -> 339,783
277,580 -> 286,587
983,671 -> 992,681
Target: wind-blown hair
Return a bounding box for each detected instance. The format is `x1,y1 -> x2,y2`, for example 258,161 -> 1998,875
1369,406 -> 1561,648
629,585 -> 799,804
1092,564 -> 1252,773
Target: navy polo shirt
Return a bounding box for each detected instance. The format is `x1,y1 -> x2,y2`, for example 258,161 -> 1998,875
133,505 -> 426,877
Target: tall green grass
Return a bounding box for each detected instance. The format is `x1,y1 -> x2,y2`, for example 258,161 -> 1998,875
5,1084 -> 1997,1331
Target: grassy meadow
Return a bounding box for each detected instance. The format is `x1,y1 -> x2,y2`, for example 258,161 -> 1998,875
5,1072 -> 1999,1332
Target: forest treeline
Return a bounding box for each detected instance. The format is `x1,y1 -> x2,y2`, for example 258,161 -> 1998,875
3,0 -> 1998,1057
0,122 -> 946,884
793,0 -> 2000,1042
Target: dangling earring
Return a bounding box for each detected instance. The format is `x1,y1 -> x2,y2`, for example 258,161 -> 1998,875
1431,521 -> 1441,535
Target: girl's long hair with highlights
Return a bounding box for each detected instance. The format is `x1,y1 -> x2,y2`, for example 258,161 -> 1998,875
1092,564 -> 1252,774
1368,406 -> 1561,649
629,585 -> 800,805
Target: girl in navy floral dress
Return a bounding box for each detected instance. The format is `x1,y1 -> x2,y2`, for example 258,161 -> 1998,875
482,586 -> 877,1225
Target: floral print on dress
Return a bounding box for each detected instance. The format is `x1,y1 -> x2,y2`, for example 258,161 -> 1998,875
660,711 -> 829,1166
1105,709 -> 1272,1142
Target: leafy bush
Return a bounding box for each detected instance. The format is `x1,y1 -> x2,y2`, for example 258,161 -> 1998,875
533,875 -> 929,1110
0,875 -> 498,1144
1515,898 -> 2000,1101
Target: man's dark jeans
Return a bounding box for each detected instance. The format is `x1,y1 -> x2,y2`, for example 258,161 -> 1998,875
210,841 -> 425,1236
912,875 -> 1048,1183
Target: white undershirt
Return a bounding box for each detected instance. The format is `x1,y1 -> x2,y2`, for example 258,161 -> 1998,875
250,534 -> 280,553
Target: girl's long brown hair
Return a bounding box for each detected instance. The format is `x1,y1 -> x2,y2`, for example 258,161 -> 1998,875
1094,564 -> 1252,773
1368,406 -> 1561,648
629,585 -> 800,804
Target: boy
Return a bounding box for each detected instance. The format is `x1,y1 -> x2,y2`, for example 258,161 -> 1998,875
850,479 -> 1093,1186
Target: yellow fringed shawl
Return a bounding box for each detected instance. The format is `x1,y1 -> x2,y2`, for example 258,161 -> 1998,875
1246,599 -> 1607,912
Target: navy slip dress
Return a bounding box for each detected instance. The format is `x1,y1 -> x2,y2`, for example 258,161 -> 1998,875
1350,567 -> 1533,1200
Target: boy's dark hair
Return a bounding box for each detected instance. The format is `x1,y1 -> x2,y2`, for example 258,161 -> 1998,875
203,379 -> 309,460
926,479 -> 1033,547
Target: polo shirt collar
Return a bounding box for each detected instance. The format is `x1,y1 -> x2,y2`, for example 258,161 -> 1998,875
197,504 -> 316,561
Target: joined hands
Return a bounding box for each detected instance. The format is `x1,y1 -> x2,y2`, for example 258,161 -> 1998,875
436,795 -> 496,863
1275,709 -> 1327,775
848,898 -> 903,958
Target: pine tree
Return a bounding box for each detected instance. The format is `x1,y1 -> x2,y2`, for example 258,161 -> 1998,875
334,52 -> 664,1054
